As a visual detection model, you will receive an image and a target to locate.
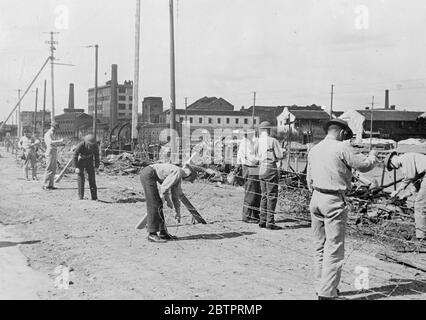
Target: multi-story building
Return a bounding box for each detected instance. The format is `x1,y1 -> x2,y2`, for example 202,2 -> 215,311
20,111 -> 51,133
142,97 -> 163,124
88,65 -> 134,126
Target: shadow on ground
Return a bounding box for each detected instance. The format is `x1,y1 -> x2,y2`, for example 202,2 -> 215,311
178,232 -> 256,241
341,279 -> 426,300
0,240 -> 41,249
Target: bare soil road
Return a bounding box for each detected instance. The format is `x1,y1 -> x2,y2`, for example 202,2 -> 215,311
0,147 -> 425,300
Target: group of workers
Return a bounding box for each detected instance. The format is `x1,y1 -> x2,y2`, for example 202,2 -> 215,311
4,116 -> 426,300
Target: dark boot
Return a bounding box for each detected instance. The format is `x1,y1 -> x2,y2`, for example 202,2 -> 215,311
90,188 -> 98,201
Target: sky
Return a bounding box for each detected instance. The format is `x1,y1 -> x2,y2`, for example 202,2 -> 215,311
1,0 -> 426,122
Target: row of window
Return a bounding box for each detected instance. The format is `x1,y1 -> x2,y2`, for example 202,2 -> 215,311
119,104 -> 133,110
179,117 -> 257,125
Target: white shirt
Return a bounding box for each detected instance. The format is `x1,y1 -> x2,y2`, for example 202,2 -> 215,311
237,137 -> 259,167
307,135 -> 376,192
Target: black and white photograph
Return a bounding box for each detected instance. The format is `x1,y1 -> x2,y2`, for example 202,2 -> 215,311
1,0 -> 426,305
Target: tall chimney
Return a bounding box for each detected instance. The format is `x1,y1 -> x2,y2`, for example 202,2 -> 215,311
110,64 -> 118,127
68,83 -> 75,109
385,89 -> 390,110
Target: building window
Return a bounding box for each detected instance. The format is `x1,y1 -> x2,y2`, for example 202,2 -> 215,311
244,118 -> 249,125
254,119 -> 257,125
180,117 -> 184,122
118,88 -> 126,94
226,118 -> 230,124
235,118 -> 239,125
217,118 -> 221,124
199,118 -> 203,124
119,96 -> 126,101
118,104 -> 126,110
190,117 -> 193,124
129,96 -> 133,101
129,104 -> 133,110
209,118 -> 212,124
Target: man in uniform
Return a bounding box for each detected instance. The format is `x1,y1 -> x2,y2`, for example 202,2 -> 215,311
74,134 -> 100,201
237,129 -> 261,223
307,118 -> 377,300
257,121 -> 284,230
385,152 -> 426,244
43,122 -> 64,190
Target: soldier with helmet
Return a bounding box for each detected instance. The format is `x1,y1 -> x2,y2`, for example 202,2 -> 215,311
73,134 -> 100,201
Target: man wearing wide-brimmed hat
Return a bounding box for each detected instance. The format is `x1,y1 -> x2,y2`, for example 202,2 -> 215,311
73,134 -> 100,201
256,121 -> 284,230
307,118 -> 378,300
385,151 -> 426,243
237,128 -> 260,223
43,122 -> 64,190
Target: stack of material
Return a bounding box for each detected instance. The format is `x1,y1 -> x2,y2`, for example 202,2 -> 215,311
101,153 -> 151,176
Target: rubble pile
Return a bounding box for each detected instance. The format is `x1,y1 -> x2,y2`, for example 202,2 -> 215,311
100,152 -> 151,176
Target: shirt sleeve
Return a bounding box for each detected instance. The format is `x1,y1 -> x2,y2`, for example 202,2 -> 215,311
273,139 -> 284,160
44,132 -> 52,147
73,143 -> 83,167
341,145 -> 376,173
170,182 -> 183,214
158,168 -> 183,197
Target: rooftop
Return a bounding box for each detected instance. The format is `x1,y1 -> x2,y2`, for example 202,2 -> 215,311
357,109 -> 424,122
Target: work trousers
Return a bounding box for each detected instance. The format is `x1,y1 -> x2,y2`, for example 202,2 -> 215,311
140,166 -> 166,234
23,149 -> 37,179
242,165 -> 261,222
77,160 -> 97,200
309,190 -> 348,298
415,179 -> 426,239
259,165 -> 279,227
43,150 -> 58,188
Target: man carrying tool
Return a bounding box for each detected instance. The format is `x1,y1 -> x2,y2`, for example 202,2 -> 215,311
19,130 -> 40,181
257,121 -> 284,230
140,163 -> 197,243
43,122 -> 64,190
74,134 -> 100,201
307,118 -> 378,300
237,129 -> 260,223
385,152 -> 426,244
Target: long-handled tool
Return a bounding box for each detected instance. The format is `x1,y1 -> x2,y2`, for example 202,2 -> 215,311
55,158 -> 74,184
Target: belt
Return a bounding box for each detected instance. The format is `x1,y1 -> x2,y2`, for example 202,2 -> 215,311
313,187 -> 345,195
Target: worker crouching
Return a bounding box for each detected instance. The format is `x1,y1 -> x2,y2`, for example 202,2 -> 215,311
140,163 -> 197,243
74,134 -> 100,201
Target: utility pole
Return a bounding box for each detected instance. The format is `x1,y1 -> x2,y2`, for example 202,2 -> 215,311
330,84 -> 334,120
185,97 -> 188,123
169,0 -> 177,161
42,80 -> 47,137
33,88 -> 38,135
45,32 -> 59,122
252,91 -> 257,129
370,96 -> 375,149
87,45 -> 99,139
16,89 -> 21,137
132,0 -> 141,149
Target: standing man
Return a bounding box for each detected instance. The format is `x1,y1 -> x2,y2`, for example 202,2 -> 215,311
257,122 -> 284,230
74,134 -> 100,201
307,119 -> 377,300
43,122 -> 64,190
237,129 -> 261,223
19,130 -> 40,181
385,152 -> 426,244
140,163 -> 197,243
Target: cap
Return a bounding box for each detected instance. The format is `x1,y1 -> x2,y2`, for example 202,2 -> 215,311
324,118 -> 353,140
259,121 -> 274,129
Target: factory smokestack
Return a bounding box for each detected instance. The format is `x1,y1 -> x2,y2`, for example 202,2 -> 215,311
385,89 -> 390,110
110,64 -> 118,127
68,83 -> 75,109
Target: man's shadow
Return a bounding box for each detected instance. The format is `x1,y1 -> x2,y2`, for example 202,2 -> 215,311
178,232 -> 256,241
0,240 -> 41,249
341,279 -> 426,300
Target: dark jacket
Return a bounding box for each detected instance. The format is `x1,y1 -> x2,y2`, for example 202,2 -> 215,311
73,142 -> 100,168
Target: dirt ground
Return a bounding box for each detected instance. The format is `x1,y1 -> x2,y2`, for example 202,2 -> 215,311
1,147 -> 426,300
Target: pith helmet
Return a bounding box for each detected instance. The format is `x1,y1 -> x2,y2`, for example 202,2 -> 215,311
324,118 -> 353,140
84,134 -> 97,145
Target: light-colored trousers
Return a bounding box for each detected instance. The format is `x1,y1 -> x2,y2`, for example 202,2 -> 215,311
309,190 -> 348,298
43,150 -> 58,188
23,150 -> 37,179
415,179 -> 426,239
